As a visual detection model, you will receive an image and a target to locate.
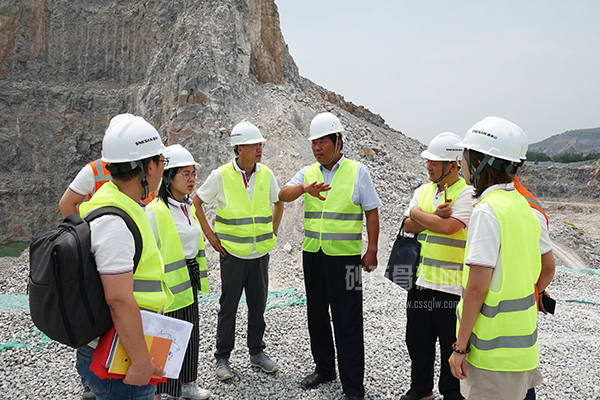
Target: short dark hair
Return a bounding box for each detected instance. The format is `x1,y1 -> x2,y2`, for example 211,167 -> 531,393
467,150 -> 512,198
107,155 -> 161,182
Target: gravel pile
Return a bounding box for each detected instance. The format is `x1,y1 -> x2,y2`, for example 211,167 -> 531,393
1,246 -> 600,400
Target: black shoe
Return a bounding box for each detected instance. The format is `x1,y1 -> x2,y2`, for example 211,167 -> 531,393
400,390 -> 435,400
300,372 -> 335,388
346,397 -> 364,400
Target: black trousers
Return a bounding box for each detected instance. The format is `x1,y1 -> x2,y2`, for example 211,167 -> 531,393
157,260 -> 202,397
406,286 -> 462,399
303,250 -> 364,397
215,252 -> 269,359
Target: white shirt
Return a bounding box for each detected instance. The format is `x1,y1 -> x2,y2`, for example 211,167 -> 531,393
196,159 -> 280,259
403,180 -> 474,229
88,215 -> 136,275
284,156 -> 382,211
69,164 -> 96,197
146,198 -> 202,259
465,183 -> 553,292
404,179 -> 474,295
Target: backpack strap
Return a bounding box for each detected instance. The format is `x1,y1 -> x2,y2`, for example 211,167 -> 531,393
84,206 -> 143,272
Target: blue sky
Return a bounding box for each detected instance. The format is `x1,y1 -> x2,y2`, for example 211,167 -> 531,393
276,1 -> 600,145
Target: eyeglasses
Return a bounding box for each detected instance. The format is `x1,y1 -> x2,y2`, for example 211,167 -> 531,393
157,158 -> 169,167
241,143 -> 264,150
176,172 -> 197,180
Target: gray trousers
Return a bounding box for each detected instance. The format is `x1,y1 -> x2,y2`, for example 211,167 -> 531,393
214,251 -> 269,359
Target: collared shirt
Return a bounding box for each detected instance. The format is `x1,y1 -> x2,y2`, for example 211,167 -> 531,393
196,159 -> 280,209
404,179 -> 474,295
196,158 -> 280,260
403,180 -> 474,229
284,155 -> 382,211
146,197 -> 202,259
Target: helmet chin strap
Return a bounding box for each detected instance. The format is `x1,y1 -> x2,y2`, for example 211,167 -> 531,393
466,149 -> 491,188
323,134 -> 340,167
467,149 -> 519,188
137,160 -> 150,200
433,161 -> 451,184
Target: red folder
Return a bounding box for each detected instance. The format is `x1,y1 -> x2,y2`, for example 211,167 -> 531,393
90,325 -> 167,386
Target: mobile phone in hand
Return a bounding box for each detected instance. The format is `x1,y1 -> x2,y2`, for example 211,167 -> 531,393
542,295 -> 556,314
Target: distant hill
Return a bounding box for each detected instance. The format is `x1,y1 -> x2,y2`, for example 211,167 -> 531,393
530,128 -> 600,156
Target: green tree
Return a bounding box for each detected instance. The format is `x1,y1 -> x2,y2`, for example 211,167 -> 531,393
525,151 -> 551,162
552,152 -> 584,163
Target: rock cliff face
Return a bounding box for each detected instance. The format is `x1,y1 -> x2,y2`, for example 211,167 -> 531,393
0,0 -> 425,246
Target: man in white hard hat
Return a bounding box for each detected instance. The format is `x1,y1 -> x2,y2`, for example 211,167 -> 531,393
76,114 -> 173,399
401,132 -> 473,400
192,121 -> 283,381
279,112 -> 381,400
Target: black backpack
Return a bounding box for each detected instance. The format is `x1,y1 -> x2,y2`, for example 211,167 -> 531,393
28,206 -> 142,348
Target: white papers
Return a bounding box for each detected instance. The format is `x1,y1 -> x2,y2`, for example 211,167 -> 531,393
140,310 -> 193,379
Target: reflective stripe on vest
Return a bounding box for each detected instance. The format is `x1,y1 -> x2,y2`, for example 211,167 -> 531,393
195,247 -> 209,292
456,189 -> 541,372
87,159 -> 111,201
146,199 -> 209,311
415,180 -> 469,289
214,162 -> 276,256
303,159 -> 363,256
79,181 -> 173,313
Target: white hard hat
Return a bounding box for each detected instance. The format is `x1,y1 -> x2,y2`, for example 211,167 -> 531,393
309,112 -> 345,141
164,144 -> 199,170
457,116 -> 523,163
101,114 -> 165,163
421,132 -> 464,161
519,128 -> 529,161
230,122 -> 266,146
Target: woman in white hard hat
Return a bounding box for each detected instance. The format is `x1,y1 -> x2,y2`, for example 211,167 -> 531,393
146,145 -> 211,400
449,117 -> 550,400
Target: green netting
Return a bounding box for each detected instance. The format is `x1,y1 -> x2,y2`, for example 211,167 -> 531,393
0,330 -> 52,353
1,290 -> 306,351
557,266 -> 600,276
0,294 -> 29,312
198,288 -> 307,311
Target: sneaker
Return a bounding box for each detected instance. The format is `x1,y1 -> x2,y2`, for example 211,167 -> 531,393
181,382 -> 211,399
400,390 -> 435,400
250,351 -> 278,373
215,358 -> 233,381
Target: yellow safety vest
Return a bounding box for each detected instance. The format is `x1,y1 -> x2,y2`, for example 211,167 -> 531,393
145,199 -> 209,313
79,181 -> 173,313
303,159 -> 363,256
456,189 -> 541,371
416,179 -> 469,290
214,162 -> 276,256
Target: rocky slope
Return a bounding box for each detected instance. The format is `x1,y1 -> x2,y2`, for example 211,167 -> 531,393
529,128 -> 600,156
0,0 -> 424,244
518,163 -> 600,202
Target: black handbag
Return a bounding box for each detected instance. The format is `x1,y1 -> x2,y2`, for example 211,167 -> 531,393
384,219 -> 422,290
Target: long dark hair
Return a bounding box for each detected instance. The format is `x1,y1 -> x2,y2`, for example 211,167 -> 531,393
467,149 -> 513,198
158,167 -> 178,207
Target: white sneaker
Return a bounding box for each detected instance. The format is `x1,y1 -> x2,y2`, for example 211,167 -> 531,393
181,382 -> 211,399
